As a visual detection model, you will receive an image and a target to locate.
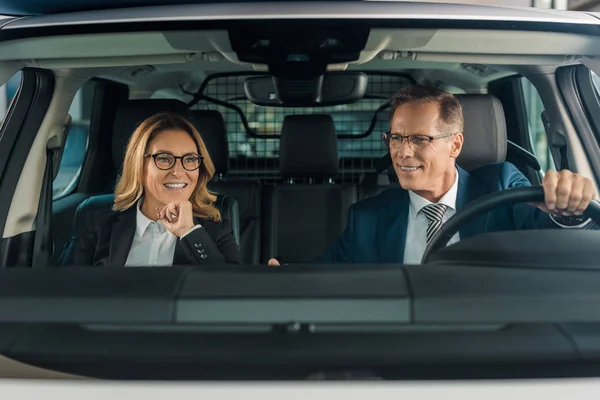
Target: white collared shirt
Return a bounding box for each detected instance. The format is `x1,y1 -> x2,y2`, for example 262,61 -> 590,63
124,199 -> 201,267
402,171 -> 460,265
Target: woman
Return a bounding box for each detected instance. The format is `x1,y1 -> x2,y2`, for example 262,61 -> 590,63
61,113 -> 242,266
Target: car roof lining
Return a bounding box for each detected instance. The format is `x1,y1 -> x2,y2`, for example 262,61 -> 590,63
0,0 -> 592,19
2,28 -> 598,62
4,1 -> 600,29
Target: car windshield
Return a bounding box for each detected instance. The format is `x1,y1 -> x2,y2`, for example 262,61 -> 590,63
1,0 -> 600,383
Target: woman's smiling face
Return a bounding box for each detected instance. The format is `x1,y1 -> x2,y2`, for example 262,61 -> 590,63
141,129 -> 201,211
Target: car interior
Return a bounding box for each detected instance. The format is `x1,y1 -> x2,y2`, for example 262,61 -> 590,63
0,10 -> 598,268
54,86 -> 541,266
1,0 -> 600,381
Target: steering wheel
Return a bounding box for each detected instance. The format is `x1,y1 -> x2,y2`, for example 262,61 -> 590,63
420,186 -> 600,264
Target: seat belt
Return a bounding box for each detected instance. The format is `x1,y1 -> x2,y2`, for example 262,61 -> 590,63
32,148 -> 53,268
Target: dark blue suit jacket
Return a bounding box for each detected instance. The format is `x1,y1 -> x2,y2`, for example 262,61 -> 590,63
315,162 -> 591,264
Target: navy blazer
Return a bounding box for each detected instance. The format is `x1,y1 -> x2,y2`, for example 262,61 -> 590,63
315,162 -> 595,264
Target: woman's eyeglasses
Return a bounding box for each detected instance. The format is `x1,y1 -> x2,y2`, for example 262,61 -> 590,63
145,152 -> 203,171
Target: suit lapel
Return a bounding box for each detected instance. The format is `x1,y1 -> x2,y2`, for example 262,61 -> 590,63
455,166 -> 488,240
108,207 -> 136,266
377,189 -> 410,263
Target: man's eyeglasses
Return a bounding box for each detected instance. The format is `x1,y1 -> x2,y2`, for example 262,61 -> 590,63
145,152 -> 203,171
382,132 -> 455,149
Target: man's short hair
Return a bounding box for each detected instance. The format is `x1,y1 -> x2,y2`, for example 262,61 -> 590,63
390,85 -> 464,134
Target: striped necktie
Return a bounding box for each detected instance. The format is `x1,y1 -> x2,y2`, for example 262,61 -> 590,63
421,203 -> 448,245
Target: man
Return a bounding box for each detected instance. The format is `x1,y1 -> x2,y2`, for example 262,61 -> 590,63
269,85 -> 597,265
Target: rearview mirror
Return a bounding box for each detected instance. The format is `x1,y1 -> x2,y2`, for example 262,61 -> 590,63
244,72 -> 368,107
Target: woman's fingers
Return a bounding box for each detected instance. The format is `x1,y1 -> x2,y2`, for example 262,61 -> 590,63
166,202 -> 179,222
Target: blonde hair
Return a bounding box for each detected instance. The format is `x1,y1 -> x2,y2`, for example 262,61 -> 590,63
113,112 -> 221,222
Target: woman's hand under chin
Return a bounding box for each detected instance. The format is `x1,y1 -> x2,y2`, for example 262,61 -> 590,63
156,200 -> 197,238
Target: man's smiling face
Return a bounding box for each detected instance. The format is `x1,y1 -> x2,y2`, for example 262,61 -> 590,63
389,101 -> 464,202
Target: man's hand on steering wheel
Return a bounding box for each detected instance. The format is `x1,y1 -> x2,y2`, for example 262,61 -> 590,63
532,170 -> 597,217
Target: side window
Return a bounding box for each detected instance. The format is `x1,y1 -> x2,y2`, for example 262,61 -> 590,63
52,82 -> 95,200
592,71 -> 600,94
0,71 -> 23,124
586,71 -> 600,140
577,69 -> 600,151
520,77 -> 555,172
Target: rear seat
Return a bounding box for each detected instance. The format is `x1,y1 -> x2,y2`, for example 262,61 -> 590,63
358,168 -> 397,199
190,110 -> 262,265
262,114 -> 357,263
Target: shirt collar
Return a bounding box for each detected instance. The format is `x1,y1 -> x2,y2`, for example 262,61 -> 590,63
408,169 -> 460,217
135,197 -> 167,236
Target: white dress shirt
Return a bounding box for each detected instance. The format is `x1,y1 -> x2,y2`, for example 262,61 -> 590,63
402,171 -> 460,265
125,199 -> 201,267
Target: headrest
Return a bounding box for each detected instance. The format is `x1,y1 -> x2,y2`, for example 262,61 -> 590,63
112,99 -> 190,170
279,114 -> 339,178
455,94 -> 507,171
189,110 -> 229,176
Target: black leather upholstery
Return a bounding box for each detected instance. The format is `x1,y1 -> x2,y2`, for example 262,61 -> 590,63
279,114 -> 339,178
189,110 -> 229,176
262,184 -> 356,263
189,110 -> 261,264
264,115 -> 356,263
209,181 -> 261,263
456,94 -> 508,171
112,99 -> 190,171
